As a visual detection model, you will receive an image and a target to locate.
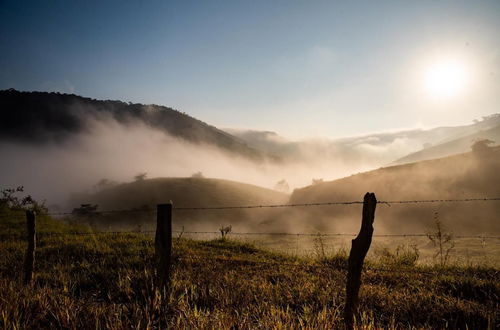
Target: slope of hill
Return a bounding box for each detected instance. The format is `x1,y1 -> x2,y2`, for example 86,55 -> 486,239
225,114 -> 500,173
394,124 -> 500,165
70,177 -> 288,230
289,146 -> 500,234
0,89 -> 270,161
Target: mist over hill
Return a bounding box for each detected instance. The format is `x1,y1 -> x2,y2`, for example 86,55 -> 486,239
64,146 -> 500,235
0,90 -> 289,205
1,88 -> 499,217
287,145 -> 500,235
0,89 -> 268,160
70,177 -> 288,231
394,118 -> 500,165
226,114 -> 500,170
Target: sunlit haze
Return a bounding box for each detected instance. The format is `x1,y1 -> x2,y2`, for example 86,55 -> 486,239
1,0 -> 500,203
1,2 -> 500,326
423,59 -> 470,100
1,0 -> 499,138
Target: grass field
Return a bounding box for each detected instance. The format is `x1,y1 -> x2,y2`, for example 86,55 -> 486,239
0,210 -> 499,329
178,232 -> 500,267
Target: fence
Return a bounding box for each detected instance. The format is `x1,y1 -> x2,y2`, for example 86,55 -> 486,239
2,194 -> 500,328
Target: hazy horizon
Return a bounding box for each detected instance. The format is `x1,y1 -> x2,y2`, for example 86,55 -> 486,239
2,1 -> 500,139
1,0 -> 499,213
1,2 -> 500,328
0,87 -> 494,142
1,88 -> 498,209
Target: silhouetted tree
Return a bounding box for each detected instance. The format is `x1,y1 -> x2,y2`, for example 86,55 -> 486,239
72,204 -> 98,217
94,178 -> 117,191
0,186 -> 47,213
134,172 -> 147,181
191,171 -> 204,178
311,178 -> 324,185
274,179 -> 289,193
471,139 -> 494,156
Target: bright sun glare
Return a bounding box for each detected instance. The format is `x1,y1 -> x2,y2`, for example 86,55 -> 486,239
423,59 -> 469,100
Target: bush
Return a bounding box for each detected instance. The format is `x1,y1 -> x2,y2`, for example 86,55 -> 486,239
377,244 -> 419,267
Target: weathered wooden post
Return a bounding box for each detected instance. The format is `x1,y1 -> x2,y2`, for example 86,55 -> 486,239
344,193 -> 377,329
23,210 -> 36,285
155,203 -> 172,294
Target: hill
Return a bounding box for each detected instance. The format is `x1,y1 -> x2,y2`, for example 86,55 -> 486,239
225,114 -> 500,176
69,177 -> 288,230
394,124 -> 500,165
0,89 -> 271,161
289,146 -> 500,234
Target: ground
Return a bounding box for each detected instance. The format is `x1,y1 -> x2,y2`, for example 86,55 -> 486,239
0,210 -> 498,329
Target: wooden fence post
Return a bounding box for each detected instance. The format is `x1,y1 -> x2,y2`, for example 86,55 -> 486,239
23,210 -> 36,285
155,203 -> 172,294
344,193 -> 377,329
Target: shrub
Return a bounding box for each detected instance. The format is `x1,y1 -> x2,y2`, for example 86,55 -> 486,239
377,244 -> 419,267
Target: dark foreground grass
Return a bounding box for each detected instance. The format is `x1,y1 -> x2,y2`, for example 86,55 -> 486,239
0,214 -> 498,329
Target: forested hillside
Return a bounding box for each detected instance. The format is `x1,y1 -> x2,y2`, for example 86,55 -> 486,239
0,89 -> 271,161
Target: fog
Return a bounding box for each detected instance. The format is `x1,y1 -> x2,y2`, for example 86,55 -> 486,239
226,128 -> 427,169
1,99 -> 499,239
0,119 -> 271,207
0,107 -> 426,210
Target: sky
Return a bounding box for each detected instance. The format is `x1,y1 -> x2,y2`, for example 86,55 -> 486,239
1,0 -> 499,139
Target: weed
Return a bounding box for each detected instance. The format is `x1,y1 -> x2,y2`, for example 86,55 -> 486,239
219,225 -> 232,239
426,212 -> 455,267
377,244 -> 419,267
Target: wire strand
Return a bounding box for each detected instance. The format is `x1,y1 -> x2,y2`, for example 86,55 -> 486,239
0,196 -> 499,218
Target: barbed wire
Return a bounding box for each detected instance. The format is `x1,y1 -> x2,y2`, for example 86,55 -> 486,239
46,209 -> 156,216
174,201 -> 364,210
1,230 -> 499,239
175,231 -> 500,239
38,231 -> 156,237
174,230 -> 355,236
2,240 -> 498,278
0,196 -> 499,218
173,197 -> 500,210
1,197 -> 499,241
0,209 -> 155,219
379,197 -> 500,205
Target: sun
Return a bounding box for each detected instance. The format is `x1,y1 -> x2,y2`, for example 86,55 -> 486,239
423,59 -> 469,99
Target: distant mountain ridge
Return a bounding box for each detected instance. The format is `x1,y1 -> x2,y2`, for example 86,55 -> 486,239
0,89 -> 272,161
227,114 -> 500,168
394,120 -> 500,165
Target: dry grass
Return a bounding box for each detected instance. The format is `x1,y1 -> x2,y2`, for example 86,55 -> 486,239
0,212 -> 498,329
